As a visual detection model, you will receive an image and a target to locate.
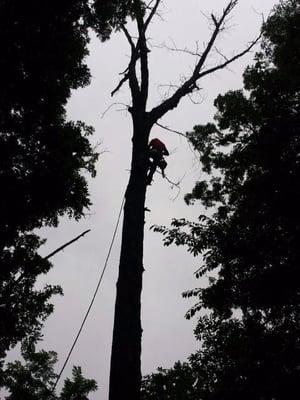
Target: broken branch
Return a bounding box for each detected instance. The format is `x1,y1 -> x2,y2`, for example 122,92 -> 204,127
45,229 -> 91,260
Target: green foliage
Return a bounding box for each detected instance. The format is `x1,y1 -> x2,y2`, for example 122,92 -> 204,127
152,1 -> 300,399
60,366 -> 98,400
3,341 -> 98,400
141,361 -> 198,400
192,311 -> 300,400
0,0 -> 98,358
92,0 -> 146,40
160,0 -> 300,316
3,342 -> 58,400
0,234 -> 63,360
147,312 -> 300,400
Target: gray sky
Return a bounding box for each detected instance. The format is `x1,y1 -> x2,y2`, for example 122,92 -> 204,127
7,1 -> 278,399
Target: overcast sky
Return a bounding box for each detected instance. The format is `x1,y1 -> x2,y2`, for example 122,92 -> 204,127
7,1 -> 278,399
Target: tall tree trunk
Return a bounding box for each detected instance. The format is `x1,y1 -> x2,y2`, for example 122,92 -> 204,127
109,117 -> 150,400
107,3 -> 251,399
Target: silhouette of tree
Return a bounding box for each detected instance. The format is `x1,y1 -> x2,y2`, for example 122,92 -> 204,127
60,366 -> 98,400
91,1 -> 259,399
154,1 -> 300,398
142,312 -> 300,400
141,361 -> 198,400
0,0 -> 98,361
3,340 -> 97,400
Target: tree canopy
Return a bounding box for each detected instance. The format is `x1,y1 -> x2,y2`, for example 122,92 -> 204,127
153,0 -> 300,398
92,0 -> 146,40
141,362 -> 198,400
3,340 -> 97,400
0,0 -> 98,360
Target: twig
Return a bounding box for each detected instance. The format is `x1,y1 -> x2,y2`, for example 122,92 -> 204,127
157,171 -> 186,201
155,122 -> 187,138
101,103 -> 130,119
187,92 -> 204,105
152,40 -> 204,58
157,172 -> 181,187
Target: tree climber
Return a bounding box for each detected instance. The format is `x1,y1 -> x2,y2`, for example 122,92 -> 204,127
146,138 -> 169,185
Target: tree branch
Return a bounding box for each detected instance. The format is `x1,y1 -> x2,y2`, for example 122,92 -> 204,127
121,24 -> 136,51
152,39 -> 204,58
155,122 -> 187,138
101,102 -> 131,119
111,73 -> 129,97
148,0 -> 244,123
44,229 -> 91,260
1,230 -> 91,300
145,0 -> 162,30
134,0 -> 150,109
114,1 -> 161,105
119,24 -> 141,104
196,35 -> 261,80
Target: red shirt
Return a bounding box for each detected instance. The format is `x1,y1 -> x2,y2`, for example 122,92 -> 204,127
149,138 -> 169,155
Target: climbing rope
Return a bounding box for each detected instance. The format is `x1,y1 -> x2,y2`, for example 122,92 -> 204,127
50,192 -> 126,394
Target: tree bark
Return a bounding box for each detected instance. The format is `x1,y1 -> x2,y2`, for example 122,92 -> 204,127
109,115 -> 151,400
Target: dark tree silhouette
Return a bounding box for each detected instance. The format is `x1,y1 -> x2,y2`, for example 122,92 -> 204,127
3,340 -> 97,400
0,0 -> 98,361
142,313 -> 300,400
141,361 -> 198,400
154,1 -> 300,398
92,1 -> 259,399
60,366 -> 98,400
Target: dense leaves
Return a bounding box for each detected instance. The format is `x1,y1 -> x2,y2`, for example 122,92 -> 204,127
3,341 -> 97,400
60,366 -> 98,400
153,1 -> 300,399
142,312 -> 300,400
92,0 -> 145,40
141,362 -> 198,400
0,0 -> 98,358
160,0 -> 300,316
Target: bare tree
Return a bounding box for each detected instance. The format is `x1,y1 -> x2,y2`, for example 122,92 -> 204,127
107,1 -> 259,400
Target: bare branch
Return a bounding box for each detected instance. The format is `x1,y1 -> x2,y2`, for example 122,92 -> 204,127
145,0 -> 156,10
188,1 -> 239,79
145,0 -> 162,30
153,39 -> 204,57
157,171 -> 181,188
2,230 -> 92,297
44,230 -> 91,260
133,0 -> 150,108
196,35 -> 261,80
119,22 -> 141,104
156,170 -> 186,201
214,46 -> 229,62
211,13 -> 218,27
158,84 -> 180,89
155,122 -> 187,138
120,24 -> 136,51
187,92 -> 204,105
115,1 -> 160,107
111,73 -> 129,97
101,103 -> 131,119
148,1 -> 256,124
